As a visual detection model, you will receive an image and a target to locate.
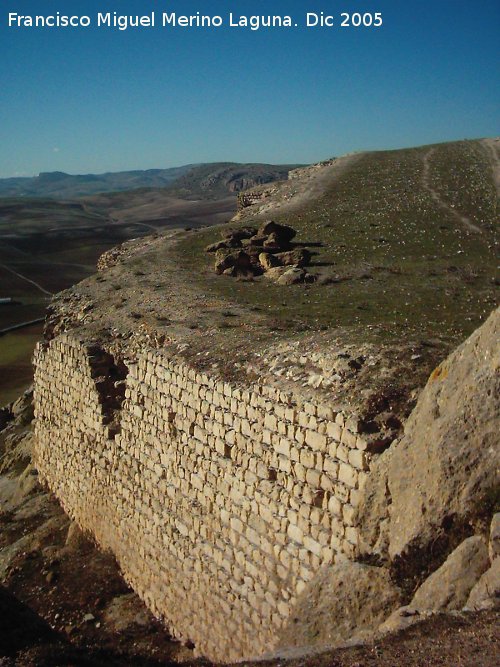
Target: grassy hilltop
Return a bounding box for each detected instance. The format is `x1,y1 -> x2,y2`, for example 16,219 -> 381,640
174,139 -> 499,347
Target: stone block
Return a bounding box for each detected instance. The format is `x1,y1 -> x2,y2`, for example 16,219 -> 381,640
338,463 -> 358,488
305,430 -> 327,452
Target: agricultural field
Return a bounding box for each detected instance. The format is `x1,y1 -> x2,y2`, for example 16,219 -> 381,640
0,188 -> 242,402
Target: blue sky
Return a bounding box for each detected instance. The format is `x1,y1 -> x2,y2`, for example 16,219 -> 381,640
1,0 -> 499,176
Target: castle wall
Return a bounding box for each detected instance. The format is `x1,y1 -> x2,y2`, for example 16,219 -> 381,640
33,334 -> 372,661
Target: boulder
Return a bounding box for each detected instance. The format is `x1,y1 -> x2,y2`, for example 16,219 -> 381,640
465,558 -> 500,611
248,234 -> 267,247
489,513 -> 500,561
214,250 -> 252,275
276,267 -> 317,285
262,267 -> 288,281
11,389 -> 34,422
258,252 -> 282,270
258,220 -> 297,244
223,266 -> 256,279
276,267 -> 307,285
262,232 -> 284,252
205,239 -> 241,252
357,307 -> 500,561
276,248 -> 312,267
222,226 -> 257,241
278,562 -> 401,649
410,536 -> 489,612
205,228 -> 258,253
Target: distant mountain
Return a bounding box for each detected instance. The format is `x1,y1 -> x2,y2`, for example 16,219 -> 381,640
166,163 -> 302,198
0,162 -> 301,200
0,165 -> 197,199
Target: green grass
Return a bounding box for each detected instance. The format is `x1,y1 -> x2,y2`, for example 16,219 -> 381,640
428,142 -> 498,234
174,140 -> 499,347
0,325 -> 42,406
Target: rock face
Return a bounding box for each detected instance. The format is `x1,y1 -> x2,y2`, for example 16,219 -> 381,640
489,513 -> 500,561
358,307 -> 500,562
465,558 -> 500,611
409,536 -> 490,612
278,562 -> 402,649
464,513 -> 500,611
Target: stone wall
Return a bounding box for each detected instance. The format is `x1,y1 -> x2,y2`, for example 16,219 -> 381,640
237,188 -> 276,210
33,333 -> 374,662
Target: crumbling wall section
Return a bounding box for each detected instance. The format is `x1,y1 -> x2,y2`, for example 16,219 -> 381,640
33,333 -> 374,661
237,187 -> 276,210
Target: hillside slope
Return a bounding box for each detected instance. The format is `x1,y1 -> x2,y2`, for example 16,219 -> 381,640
175,138 -> 499,345
0,161 -> 299,401
0,162 -> 299,200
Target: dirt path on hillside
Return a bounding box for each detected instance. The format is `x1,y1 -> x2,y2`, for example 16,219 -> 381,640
482,137 -> 500,198
236,153 -> 364,222
110,219 -> 159,232
0,263 -> 53,296
422,149 -> 483,234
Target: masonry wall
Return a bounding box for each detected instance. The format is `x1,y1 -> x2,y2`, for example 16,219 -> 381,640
33,334 -> 373,661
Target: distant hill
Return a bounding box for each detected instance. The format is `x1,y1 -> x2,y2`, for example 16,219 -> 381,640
0,162 -> 300,200
0,166 -> 197,199
165,163 -> 301,198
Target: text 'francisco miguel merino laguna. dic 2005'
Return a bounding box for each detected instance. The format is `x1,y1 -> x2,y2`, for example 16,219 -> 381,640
7,11 -> 384,31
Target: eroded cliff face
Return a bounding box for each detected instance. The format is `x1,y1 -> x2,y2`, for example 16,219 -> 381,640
358,306 -> 500,570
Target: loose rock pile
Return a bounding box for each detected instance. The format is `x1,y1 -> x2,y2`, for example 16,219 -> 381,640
205,221 -> 317,284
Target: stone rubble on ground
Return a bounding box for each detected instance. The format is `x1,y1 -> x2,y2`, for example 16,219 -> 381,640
206,220 -> 318,283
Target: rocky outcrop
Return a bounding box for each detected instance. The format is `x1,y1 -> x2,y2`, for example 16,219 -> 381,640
465,559 -> 500,611
379,514 -> 500,633
489,513 -> 500,561
0,388 -> 34,475
278,562 -> 402,649
409,536 -> 490,612
357,307 -> 500,564
206,221 -> 318,283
